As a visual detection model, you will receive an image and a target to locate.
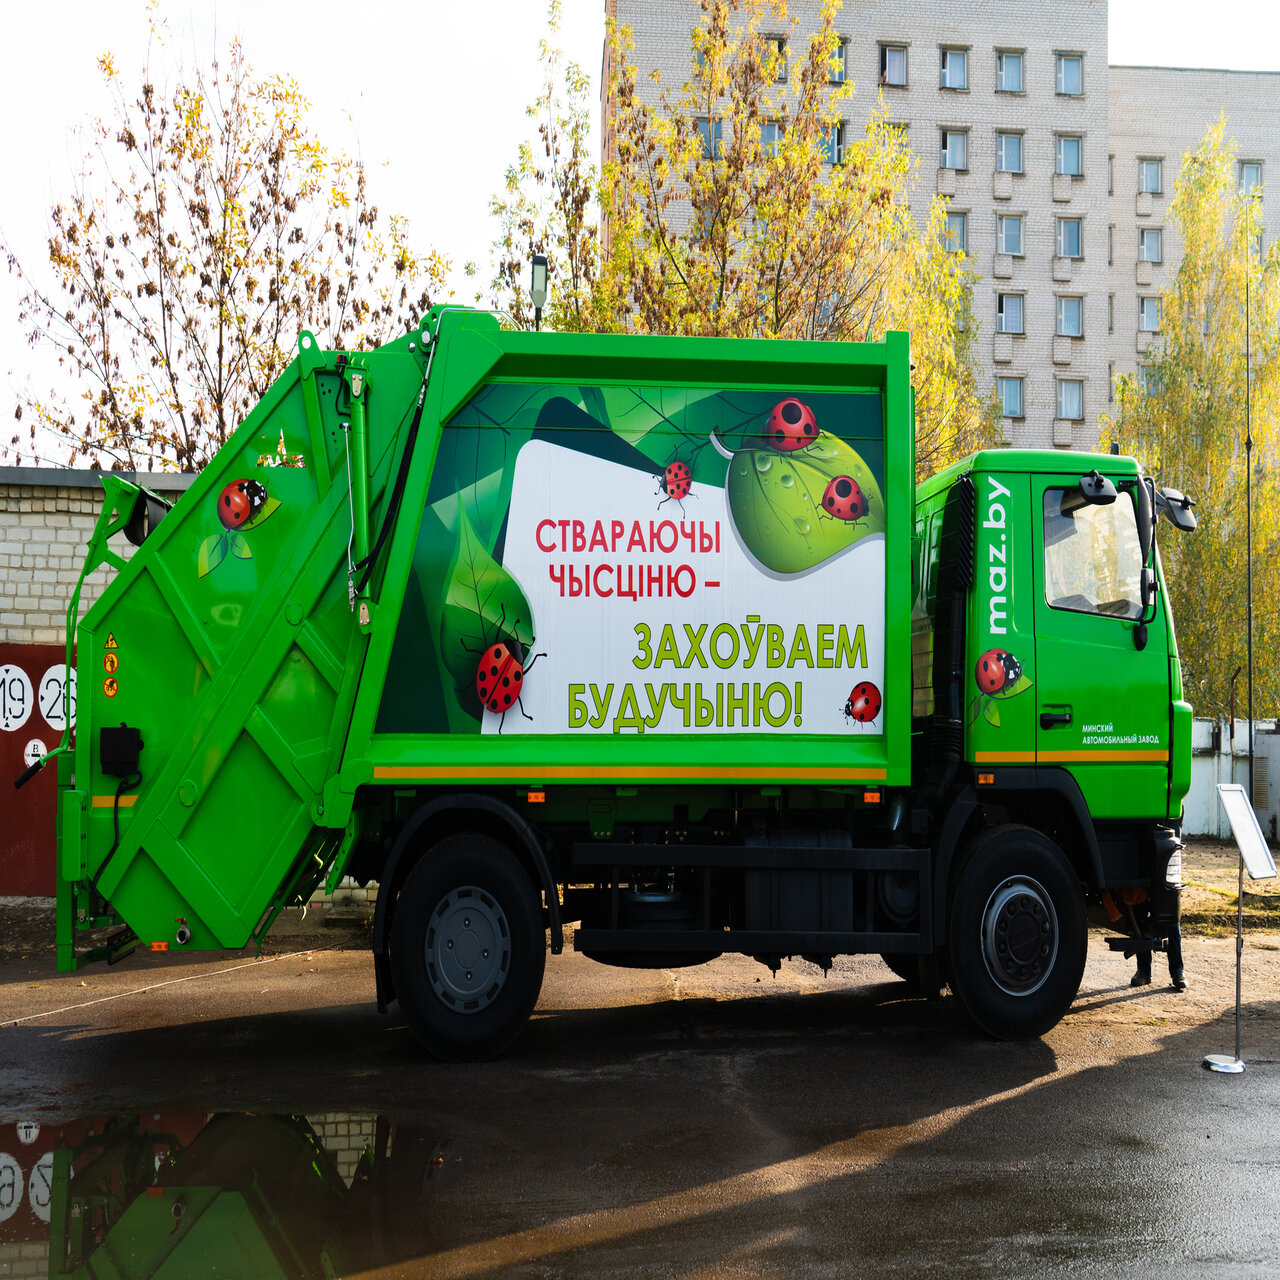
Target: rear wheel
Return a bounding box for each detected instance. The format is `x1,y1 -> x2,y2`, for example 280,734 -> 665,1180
390,834 -> 546,1062
947,825 -> 1086,1039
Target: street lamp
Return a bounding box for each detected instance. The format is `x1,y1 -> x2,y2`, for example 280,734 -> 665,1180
530,254 -> 548,332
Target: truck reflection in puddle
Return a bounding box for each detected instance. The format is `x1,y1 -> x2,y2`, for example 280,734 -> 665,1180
7,1113 -> 437,1279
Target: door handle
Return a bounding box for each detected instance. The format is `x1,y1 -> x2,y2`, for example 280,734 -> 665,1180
1040,712 -> 1072,729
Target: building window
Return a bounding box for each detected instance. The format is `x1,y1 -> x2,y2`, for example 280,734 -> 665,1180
1138,228 -> 1162,262
1057,217 -> 1082,259
941,47 -> 968,89
1138,158 -> 1162,194
1056,135 -> 1083,177
1056,54 -> 1083,95
996,50 -> 1023,92
1108,154 -> 1114,195
1057,296 -> 1083,337
697,117 -> 722,159
881,44 -> 907,87
997,214 -> 1023,255
767,36 -> 788,82
823,122 -> 845,165
996,132 -> 1023,173
1108,361 -> 1115,402
1240,161 -> 1262,195
1108,224 -> 1114,265
1138,365 -> 1157,394
999,377 -> 1024,418
945,212 -> 968,252
830,39 -> 848,84
941,129 -> 968,171
997,293 -> 1024,334
1139,296 -> 1161,331
1057,379 -> 1084,421
1108,293 -> 1114,333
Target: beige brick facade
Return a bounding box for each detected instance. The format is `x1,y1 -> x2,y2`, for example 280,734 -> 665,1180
609,1 -> 1280,450
1108,66 -> 1280,389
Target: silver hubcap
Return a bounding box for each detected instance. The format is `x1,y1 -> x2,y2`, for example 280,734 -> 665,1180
426,886 -> 511,1012
980,875 -> 1059,997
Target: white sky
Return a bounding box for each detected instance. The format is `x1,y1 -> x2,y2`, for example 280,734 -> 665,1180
1,0 -> 1277,463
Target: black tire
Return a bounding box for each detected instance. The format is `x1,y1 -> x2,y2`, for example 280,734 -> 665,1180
947,825 -> 1086,1039
390,834 -> 546,1062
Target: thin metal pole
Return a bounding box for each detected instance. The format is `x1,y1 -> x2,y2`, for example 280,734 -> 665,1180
1241,272 -> 1253,1065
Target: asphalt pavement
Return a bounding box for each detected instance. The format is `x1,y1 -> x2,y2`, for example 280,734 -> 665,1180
3,931 -> 1280,1277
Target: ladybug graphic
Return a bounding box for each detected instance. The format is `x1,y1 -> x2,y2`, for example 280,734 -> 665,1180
975,648 -> 1022,695
657,459 -> 695,510
842,680 -> 882,724
821,475 -> 868,523
765,398 -> 819,452
461,607 -> 546,734
217,478 -> 267,530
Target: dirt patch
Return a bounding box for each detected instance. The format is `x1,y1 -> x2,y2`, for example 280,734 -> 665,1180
1180,836 -> 1280,934
0,899 -> 369,966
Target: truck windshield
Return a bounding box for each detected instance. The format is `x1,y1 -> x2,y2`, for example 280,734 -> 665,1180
1042,488 -> 1143,619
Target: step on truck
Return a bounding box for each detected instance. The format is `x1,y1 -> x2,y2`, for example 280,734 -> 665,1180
34,307 -> 1197,1059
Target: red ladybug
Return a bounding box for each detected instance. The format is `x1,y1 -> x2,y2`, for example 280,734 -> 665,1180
474,635 -> 545,731
976,649 -> 1011,695
765,398 -> 819,451
822,475 -> 867,522
843,680 -> 882,723
217,479 -> 267,530
658,460 -> 693,507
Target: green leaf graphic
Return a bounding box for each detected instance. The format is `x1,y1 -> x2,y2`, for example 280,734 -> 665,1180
991,673 -> 1033,700
439,498 -> 535,704
243,495 -> 281,529
198,533 -> 228,578
229,533 -> 253,559
982,700 -> 1002,728
725,431 -> 885,574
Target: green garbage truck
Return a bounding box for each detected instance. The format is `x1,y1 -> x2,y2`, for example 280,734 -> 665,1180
35,306 -> 1197,1059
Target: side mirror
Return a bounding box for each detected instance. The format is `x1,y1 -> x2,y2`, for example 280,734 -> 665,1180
1157,486 -> 1198,533
1060,469 -> 1118,516
1134,477 -> 1154,563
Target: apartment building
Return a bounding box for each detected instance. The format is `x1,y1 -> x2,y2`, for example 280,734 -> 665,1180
604,0 -> 1280,450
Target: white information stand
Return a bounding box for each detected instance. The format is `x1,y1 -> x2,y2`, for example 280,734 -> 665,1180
1204,783 -> 1278,1073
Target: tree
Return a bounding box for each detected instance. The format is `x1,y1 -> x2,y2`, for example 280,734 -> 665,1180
491,0 -> 996,480
1100,117 -> 1280,717
5,27 -> 447,472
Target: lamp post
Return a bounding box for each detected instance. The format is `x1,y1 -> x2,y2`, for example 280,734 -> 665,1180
530,254 -> 548,332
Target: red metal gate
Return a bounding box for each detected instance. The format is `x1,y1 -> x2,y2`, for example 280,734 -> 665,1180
0,644 -> 74,896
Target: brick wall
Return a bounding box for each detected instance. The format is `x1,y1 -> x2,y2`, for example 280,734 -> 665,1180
0,469 -> 192,645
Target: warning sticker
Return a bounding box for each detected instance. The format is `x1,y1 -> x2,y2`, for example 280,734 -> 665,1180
103,652 -> 119,675
103,676 -> 119,698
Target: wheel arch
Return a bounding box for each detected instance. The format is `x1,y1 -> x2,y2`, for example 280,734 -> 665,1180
932,769 -> 1103,942
372,792 -> 561,1011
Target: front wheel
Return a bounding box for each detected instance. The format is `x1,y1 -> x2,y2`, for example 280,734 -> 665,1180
948,825 -> 1086,1039
390,834 -> 546,1062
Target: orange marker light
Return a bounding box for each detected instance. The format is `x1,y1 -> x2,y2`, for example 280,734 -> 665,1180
978,772 -> 996,786
150,941 -> 169,952
527,791 -> 546,804
864,791 -> 881,804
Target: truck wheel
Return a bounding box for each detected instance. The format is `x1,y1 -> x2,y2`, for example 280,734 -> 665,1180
947,825 -> 1086,1039
390,834 -> 546,1062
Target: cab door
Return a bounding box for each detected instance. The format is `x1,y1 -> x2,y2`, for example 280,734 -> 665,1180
1032,476 -> 1171,819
